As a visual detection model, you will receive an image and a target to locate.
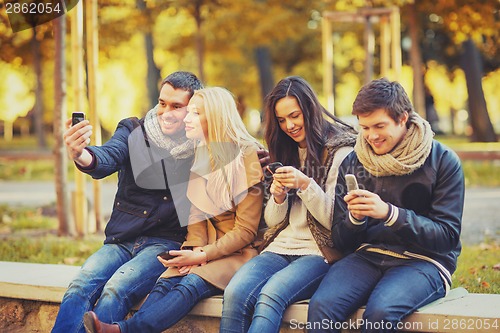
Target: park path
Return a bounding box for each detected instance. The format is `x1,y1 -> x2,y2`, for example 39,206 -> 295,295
0,180 -> 498,245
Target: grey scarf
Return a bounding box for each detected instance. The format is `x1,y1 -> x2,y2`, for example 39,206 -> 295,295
143,105 -> 194,160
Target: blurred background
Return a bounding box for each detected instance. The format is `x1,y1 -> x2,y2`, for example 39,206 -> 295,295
0,0 -> 499,143
0,0 -> 499,296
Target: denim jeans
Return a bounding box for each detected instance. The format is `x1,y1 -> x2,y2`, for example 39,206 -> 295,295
116,273 -> 221,333
220,252 -> 330,333
308,252 -> 446,333
51,236 -> 181,333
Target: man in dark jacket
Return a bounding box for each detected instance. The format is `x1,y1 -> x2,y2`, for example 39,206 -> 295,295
52,71 -> 203,333
308,78 -> 464,333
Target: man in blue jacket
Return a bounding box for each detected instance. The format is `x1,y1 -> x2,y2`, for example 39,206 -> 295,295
308,78 -> 464,333
52,71 -> 203,333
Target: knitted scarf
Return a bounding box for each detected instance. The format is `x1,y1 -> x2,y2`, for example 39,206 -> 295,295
258,129 -> 357,263
143,105 -> 194,160
190,142 -> 248,214
355,113 -> 434,177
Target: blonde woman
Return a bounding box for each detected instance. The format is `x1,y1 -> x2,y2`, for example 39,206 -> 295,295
83,87 -> 264,333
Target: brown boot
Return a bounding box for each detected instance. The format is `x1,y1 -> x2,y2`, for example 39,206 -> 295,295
83,311 -> 121,333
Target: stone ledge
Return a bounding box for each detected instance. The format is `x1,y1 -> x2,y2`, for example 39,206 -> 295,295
1,261 -> 500,333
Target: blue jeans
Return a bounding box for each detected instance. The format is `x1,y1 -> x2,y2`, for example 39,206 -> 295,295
117,273 -> 221,333
220,252 -> 330,333
51,237 -> 181,333
308,252 -> 446,333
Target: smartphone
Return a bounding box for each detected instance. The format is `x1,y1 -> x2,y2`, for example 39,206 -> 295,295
264,162 -> 283,180
72,112 -> 85,126
266,162 -> 283,175
345,174 -> 359,192
157,251 -> 175,260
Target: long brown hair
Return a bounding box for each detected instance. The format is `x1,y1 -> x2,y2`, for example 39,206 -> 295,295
264,76 -> 355,171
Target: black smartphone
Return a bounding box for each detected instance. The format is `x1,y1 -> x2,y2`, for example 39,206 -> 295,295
72,112 -> 85,126
157,251 -> 175,260
265,162 -> 283,179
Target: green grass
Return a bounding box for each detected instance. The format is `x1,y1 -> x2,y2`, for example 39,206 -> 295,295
0,204 -> 102,265
461,160 -> 500,187
0,158 -> 117,182
0,136 -> 55,150
0,135 -> 116,181
0,204 -> 57,231
452,243 -> 500,294
0,202 -> 102,266
435,135 -> 500,187
0,235 -> 102,265
0,159 -> 61,181
436,135 -> 500,151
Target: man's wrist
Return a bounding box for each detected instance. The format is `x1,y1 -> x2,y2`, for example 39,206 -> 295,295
75,148 -> 95,169
383,203 -> 399,226
349,212 -> 367,225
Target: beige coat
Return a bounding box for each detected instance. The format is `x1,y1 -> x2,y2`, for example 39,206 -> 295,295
161,145 -> 264,290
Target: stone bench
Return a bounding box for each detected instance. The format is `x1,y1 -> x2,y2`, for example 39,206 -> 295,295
0,261 -> 499,332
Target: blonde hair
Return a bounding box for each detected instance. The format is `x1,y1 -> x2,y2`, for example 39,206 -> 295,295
192,87 -> 257,170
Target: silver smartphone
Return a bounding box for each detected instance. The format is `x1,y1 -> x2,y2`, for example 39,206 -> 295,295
345,174 -> 359,192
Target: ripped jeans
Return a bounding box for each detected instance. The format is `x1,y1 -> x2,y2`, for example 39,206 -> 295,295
51,237 -> 181,333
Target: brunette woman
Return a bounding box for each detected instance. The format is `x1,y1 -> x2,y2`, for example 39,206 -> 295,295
220,76 -> 356,333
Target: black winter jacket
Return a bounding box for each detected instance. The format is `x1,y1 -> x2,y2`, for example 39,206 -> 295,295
332,140 -> 464,285
77,117 -> 192,244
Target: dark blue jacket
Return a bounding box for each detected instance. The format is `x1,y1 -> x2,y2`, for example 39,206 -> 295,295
332,140 -> 464,285
77,117 -> 192,244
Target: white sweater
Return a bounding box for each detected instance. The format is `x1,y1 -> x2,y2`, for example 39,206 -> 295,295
263,146 -> 352,257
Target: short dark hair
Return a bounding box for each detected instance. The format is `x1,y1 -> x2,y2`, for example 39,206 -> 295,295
352,78 -> 414,125
161,71 -> 203,98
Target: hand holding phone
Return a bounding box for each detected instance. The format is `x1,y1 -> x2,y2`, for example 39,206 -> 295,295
345,174 -> 359,193
264,162 -> 283,179
72,112 -> 85,126
157,251 -> 175,260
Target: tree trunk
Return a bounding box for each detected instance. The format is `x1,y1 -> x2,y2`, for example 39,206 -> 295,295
86,0 -> 103,232
406,3 -> 426,118
3,121 -> 13,141
31,28 -> 46,148
136,0 -> 162,109
194,0 -> 205,83
144,32 -> 162,108
461,39 -> 497,142
54,15 -> 75,237
254,47 -> 274,109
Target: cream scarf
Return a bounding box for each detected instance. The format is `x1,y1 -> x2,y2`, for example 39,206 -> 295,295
355,114 -> 434,177
190,143 -> 253,215
143,105 -> 194,160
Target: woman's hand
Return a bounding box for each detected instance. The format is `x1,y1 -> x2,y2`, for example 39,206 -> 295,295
269,178 -> 289,204
178,265 -> 196,275
272,166 -> 311,191
157,248 -> 208,269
